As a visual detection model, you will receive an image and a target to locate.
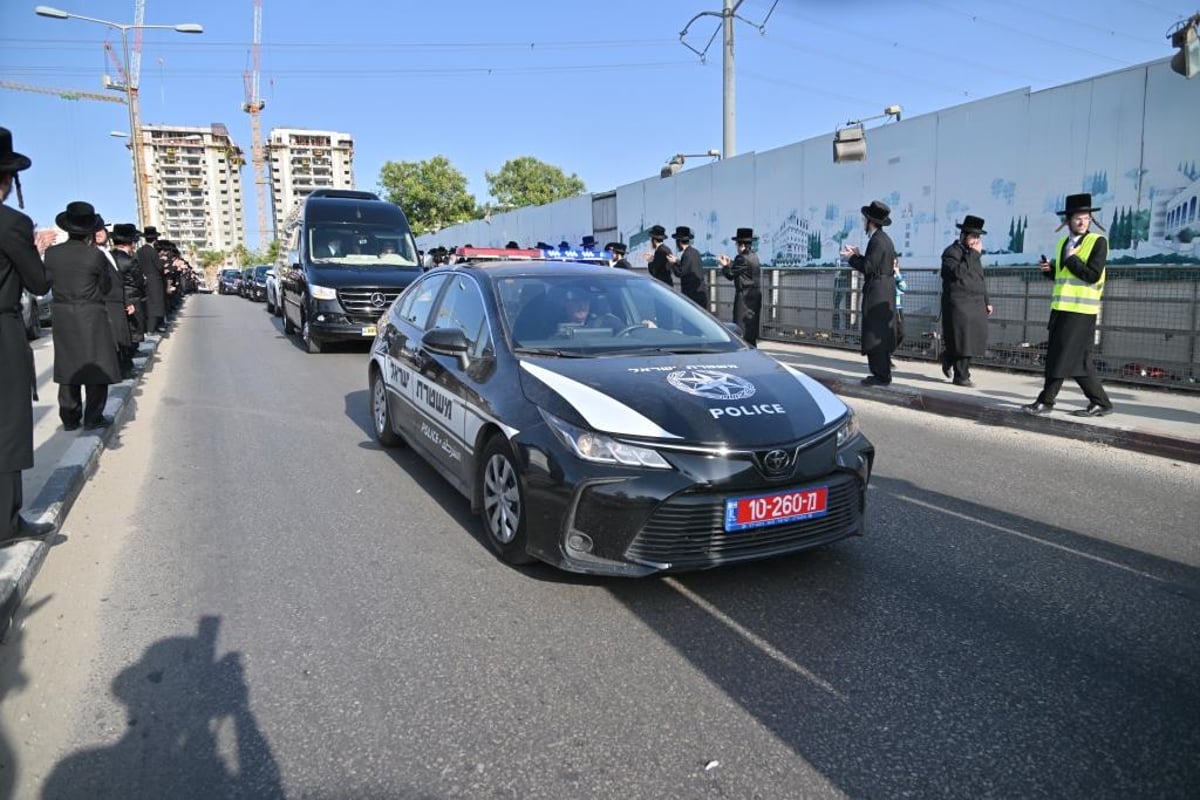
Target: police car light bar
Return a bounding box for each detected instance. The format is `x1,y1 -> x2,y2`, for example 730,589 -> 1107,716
456,247 -> 610,263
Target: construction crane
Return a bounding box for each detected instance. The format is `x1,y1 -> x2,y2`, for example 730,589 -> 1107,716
0,80 -> 127,104
243,0 -> 269,250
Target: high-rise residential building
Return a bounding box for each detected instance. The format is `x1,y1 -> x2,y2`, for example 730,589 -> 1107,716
139,123 -> 246,255
267,128 -> 355,237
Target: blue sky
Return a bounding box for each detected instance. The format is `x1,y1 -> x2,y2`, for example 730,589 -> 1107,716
1,0 -> 1192,244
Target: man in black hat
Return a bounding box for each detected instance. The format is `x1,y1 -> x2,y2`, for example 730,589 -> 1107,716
604,242 -> 632,270
1023,193 -> 1114,417
840,199 -> 898,385
668,225 -> 707,307
718,227 -> 762,347
111,223 -> 147,373
643,224 -> 673,287
580,235 -> 597,252
0,126 -> 56,542
940,215 -> 993,386
45,201 -> 121,431
138,225 -> 168,332
93,220 -> 135,379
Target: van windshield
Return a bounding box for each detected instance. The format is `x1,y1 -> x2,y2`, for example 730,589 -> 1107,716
308,224 -> 419,267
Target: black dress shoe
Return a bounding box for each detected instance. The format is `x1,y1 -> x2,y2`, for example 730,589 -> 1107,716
63,421 -> 81,432
1072,404 -> 1114,418
941,361 -> 952,379
17,517 -> 56,537
1022,401 -> 1053,415
952,378 -> 976,387
83,417 -> 113,430
861,375 -> 892,387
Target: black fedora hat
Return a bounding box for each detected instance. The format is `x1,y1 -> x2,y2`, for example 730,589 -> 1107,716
581,235 -> 597,248
111,223 -> 142,243
0,127 -> 32,173
860,200 -> 892,227
1057,193 -> 1101,216
955,215 -> 987,235
55,201 -> 103,235
142,225 -> 160,241
671,225 -> 693,242
505,240 -> 520,249
732,227 -> 755,243
605,241 -> 627,255
648,224 -> 667,239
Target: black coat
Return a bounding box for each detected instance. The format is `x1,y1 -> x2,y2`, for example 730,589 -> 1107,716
137,242 -> 166,318
940,240 -> 990,358
115,248 -> 146,343
99,247 -> 132,350
722,251 -> 762,344
848,228 -> 896,355
45,239 -> 120,385
612,257 -> 632,270
1044,234 -> 1108,379
673,245 -> 707,304
648,243 -> 673,287
0,204 -> 52,472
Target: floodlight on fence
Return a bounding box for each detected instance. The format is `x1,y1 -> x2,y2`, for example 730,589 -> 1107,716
832,105 -> 902,164
1169,14 -> 1200,79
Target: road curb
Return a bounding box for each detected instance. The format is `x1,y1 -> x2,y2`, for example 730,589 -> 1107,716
0,329 -> 165,640
810,373 -> 1200,465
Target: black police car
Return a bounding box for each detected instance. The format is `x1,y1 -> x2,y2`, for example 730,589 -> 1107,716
368,260 -> 874,576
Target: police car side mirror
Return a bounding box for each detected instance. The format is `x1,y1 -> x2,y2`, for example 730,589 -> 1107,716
422,327 -> 471,369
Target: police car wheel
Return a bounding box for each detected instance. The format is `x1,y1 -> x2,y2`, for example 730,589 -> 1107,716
370,369 -> 401,447
479,435 -> 534,565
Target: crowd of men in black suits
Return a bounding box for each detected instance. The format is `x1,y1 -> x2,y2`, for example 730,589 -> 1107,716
1,126 -> 200,545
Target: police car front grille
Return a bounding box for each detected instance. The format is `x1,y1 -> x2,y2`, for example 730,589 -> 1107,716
337,288 -> 402,321
625,473 -> 862,568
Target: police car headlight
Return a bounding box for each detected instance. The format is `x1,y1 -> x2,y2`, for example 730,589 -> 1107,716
835,411 -> 859,448
310,284 -> 337,300
542,411 -> 671,469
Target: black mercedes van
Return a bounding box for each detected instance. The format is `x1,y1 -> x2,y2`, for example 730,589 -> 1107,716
279,189 -> 422,353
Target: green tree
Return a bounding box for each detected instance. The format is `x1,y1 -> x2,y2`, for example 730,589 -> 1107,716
378,156 -> 478,236
232,239 -> 282,266
199,250 -> 226,269
485,156 -> 586,209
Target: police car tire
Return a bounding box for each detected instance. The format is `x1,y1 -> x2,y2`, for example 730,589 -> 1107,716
479,435 -> 534,565
370,369 -> 402,448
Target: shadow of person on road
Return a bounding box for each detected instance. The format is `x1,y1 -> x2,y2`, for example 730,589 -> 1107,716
0,595 -> 47,797
42,615 -> 284,799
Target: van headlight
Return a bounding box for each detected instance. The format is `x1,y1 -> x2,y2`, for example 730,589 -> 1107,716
310,284 -> 337,300
835,411 -> 859,447
542,410 -> 671,469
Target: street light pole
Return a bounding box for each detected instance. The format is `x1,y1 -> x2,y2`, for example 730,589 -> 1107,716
34,6 -> 203,229
722,0 -> 735,160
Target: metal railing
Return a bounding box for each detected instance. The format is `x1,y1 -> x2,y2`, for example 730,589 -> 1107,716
702,266 -> 1200,391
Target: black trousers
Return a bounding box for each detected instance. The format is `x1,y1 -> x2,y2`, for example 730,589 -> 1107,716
1037,374 -> 1112,408
867,350 -> 892,382
1,470 -> 21,540
58,383 -> 109,427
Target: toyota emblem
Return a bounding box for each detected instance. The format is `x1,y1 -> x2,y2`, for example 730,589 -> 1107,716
369,292 -> 387,308
761,449 -> 791,474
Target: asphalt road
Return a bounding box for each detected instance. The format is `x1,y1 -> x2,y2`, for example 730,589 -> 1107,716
2,294 -> 1198,799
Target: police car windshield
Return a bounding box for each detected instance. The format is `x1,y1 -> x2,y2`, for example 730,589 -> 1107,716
309,225 -> 419,267
499,273 -> 739,354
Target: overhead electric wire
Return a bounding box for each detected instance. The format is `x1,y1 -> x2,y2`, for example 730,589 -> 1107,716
2,60 -> 699,79
991,0 -> 1167,47
0,37 -> 678,53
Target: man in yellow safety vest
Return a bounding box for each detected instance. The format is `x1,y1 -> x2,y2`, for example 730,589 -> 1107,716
1022,193 -> 1114,417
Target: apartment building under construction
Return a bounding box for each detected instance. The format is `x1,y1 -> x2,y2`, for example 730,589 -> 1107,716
267,128 -> 355,237
139,123 -> 246,255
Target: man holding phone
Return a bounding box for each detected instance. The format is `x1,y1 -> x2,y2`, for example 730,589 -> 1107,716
1023,193 -> 1113,417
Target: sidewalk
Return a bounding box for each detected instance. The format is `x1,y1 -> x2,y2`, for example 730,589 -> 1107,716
0,325 -> 168,638
761,341 -> 1200,464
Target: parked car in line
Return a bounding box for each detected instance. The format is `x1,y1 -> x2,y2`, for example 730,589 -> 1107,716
279,189 -> 421,353
218,268 -> 241,295
239,268 -> 255,298
246,264 -> 270,302
265,267 -> 280,315
367,258 -> 874,576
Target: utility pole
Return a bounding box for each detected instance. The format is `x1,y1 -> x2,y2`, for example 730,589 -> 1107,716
679,0 -> 777,160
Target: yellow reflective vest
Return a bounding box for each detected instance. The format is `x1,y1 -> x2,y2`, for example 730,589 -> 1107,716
1051,233 -> 1105,315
